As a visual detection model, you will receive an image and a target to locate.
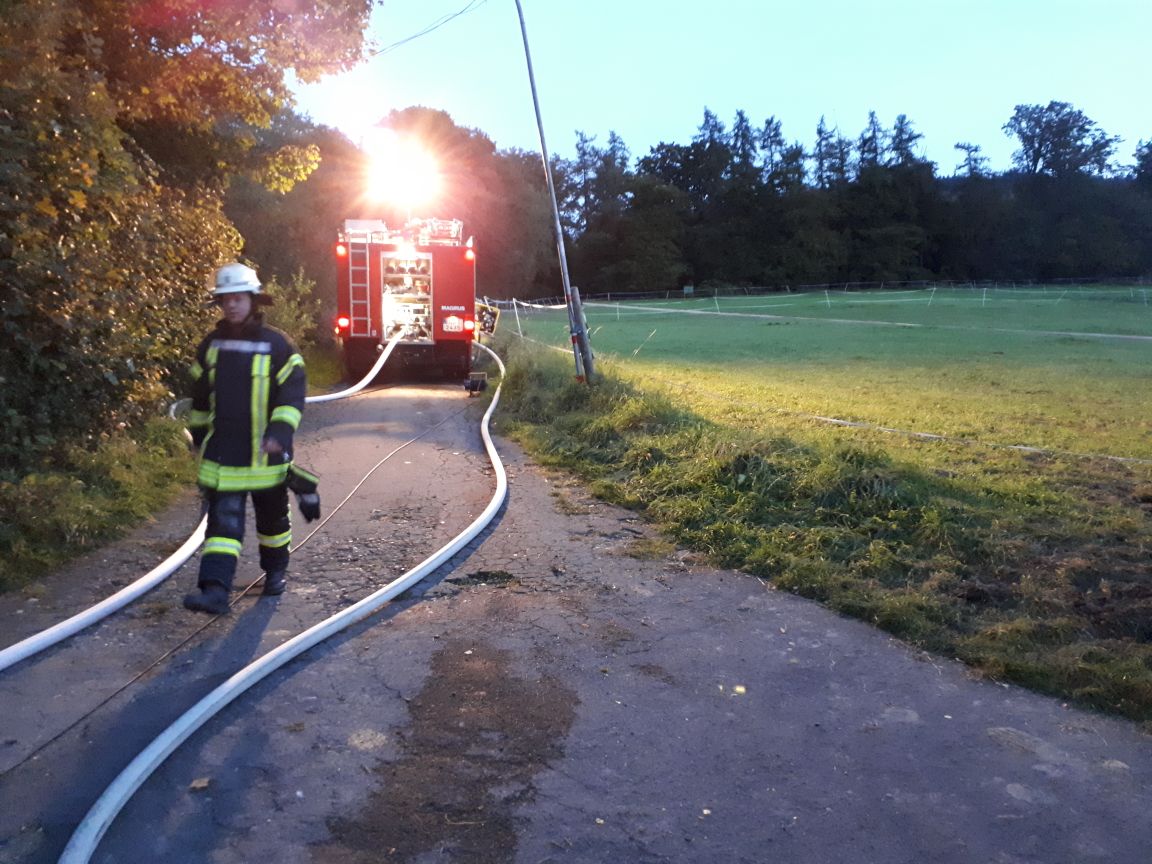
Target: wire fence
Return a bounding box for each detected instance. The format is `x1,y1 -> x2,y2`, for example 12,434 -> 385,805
490,287 -> 1152,466
488,275 -> 1152,310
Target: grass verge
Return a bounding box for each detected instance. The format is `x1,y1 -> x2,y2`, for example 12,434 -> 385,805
493,335 -> 1152,724
0,417 -> 196,593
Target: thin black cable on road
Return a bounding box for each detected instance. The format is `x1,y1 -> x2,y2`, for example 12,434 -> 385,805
0,400 -> 472,782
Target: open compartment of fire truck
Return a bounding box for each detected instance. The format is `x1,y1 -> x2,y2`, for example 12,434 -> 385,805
381,251 -> 432,340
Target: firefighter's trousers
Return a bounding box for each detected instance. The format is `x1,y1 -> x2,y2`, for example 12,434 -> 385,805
198,487 -> 291,591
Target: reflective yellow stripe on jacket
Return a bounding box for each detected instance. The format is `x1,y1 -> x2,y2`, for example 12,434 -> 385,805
197,460 -> 290,492
277,354 -> 305,385
250,352 -> 270,467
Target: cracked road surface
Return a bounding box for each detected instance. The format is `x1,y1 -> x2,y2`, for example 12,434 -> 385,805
1,383 -> 1150,863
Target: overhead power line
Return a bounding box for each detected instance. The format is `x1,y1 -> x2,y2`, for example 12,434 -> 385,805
371,0 -> 488,57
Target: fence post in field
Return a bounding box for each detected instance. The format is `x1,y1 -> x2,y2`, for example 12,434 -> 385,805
570,284 -> 595,380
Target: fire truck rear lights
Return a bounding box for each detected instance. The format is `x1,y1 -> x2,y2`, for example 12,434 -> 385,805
337,216 -> 475,380
335,243 -> 348,258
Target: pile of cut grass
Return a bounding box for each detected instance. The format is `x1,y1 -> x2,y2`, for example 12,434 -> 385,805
494,334 -> 1152,723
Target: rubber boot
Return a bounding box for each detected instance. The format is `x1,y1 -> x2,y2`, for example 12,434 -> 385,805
262,569 -> 287,596
183,583 -> 230,615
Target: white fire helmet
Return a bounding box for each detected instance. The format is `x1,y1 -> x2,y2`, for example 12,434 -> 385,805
212,262 -> 262,297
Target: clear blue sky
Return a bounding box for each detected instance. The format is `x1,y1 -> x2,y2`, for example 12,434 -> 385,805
292,0 -> 1150,176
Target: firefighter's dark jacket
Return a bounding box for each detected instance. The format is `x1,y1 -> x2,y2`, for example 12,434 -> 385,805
186,313 -> 306,492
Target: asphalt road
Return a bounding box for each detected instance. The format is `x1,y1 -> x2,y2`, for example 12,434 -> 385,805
1,382 -> 1150,864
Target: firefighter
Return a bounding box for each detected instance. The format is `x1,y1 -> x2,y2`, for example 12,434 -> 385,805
182,262 -> 307,615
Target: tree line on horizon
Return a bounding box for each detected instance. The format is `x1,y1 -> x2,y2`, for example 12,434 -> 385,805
552,104 -> 1152,296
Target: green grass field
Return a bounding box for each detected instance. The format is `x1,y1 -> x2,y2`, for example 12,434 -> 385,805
496,285 -> 1152,722
514,286 -> 1152,459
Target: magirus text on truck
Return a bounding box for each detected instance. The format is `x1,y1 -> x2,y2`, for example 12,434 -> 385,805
333,218 -> 479,381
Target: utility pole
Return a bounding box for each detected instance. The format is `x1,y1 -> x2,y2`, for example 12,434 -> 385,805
513,0 -> 594,383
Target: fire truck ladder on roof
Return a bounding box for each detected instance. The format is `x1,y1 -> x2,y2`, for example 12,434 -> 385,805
347,234 -> 371,337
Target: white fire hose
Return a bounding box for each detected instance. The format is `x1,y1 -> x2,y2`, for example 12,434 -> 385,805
59,342 -> 506,863
0,527 -> 207,673
303,331 -> 401,403
0,333 -> 405,673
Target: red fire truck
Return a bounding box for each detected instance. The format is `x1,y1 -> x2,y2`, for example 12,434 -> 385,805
334,218 -> 478,380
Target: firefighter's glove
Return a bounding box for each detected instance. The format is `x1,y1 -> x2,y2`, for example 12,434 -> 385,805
297,492 -> 321,523
286,463 -> 321,522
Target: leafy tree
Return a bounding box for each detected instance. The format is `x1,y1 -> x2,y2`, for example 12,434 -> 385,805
548,131 -> 627,240
757,117 -> 807,193
527,106 -> 1149,300
564,131 -> 600,234
936,175 -> 1013,278
953,142 -> 989,178
888,114 -> 925,167
0,0 -> 375,479
0,0 -> 235,474
774,189 -> 849,284
595,131 -> 634,220
842,162 -> 937,281
1003,101 -> 1120,178
728,109 -> 759,183
831,132 -> 854,185
225,116 -> 364,329
689,108 -> 733,205
573,175 -> 690,294
772,143 -> 808,193
1134,139 -> 1152,196
78,0 -> 372,189
811,117 -> 852,187
264,269 -> 326,350
758,116 -> 786,178
695,108 -> 727,146
636,142 -> 692,195
636,137 -> 725,214
857,110 -> 887,172
812,116 -> 835,189
478,148 -> 556,299
556,131 -> 634,285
